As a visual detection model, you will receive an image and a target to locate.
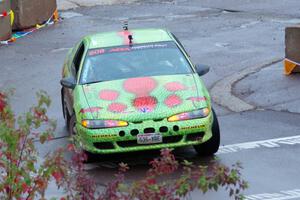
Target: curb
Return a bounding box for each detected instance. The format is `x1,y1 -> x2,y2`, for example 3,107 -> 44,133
210,58 -> 283,113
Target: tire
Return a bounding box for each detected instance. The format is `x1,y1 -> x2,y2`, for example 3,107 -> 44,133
68,114 -> 76,136
61,90 -> 70,129
69,114 -> 96,163
63,102 -> 71,129
83,151 -> 97,163
193,108 -> 220,156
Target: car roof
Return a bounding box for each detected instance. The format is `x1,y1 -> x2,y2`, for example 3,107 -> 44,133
84,28 -> 174,49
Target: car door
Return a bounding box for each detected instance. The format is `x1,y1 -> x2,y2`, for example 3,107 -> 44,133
64,42 -> 86,116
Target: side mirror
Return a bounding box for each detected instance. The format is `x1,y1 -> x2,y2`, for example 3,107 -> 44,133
60,76 -> 76,89
195,64 -> 210,76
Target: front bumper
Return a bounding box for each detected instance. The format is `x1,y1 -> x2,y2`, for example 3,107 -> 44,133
75,112 -> 213,154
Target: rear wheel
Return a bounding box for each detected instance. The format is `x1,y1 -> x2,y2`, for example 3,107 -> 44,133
193,108 -> 220,156
69,114 -> 96,163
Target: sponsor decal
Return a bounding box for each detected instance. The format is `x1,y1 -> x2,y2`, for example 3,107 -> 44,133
109,47 -> 130,53
92,134 -> 118,139
89,49 -> 105,56
139,107 -> 151,113
181,125 -> 205,130
87,42 -> 174,56
131,43 -> 167,50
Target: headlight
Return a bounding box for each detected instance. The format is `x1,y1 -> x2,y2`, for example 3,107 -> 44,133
81,119 -> 128,129
167,108 -> 210,122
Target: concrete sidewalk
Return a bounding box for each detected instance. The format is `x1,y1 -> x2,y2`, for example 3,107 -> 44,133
57,0 -> 138,10
233,61 -> 300,114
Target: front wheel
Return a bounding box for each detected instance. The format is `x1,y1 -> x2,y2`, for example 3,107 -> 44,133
68,114 -> 76,136
193,108 -> 220,156
63,101 -> 71,129
69,114 -> 96,163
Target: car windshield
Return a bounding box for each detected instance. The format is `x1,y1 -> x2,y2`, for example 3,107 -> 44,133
80,41 -> 193,84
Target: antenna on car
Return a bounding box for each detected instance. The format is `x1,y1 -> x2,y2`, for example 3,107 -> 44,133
123,20 -> 133,45
123,20 -> 128,31
128,34 -> 133,44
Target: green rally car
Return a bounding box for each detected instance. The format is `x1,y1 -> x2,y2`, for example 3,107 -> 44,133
60,28 -> 220,158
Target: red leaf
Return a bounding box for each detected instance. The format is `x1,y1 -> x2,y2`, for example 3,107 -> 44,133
2,11 -> 7,17
52,171 -> 62,183
22,182 -> 29,193
147,178 -> 156,185
67,143 -> 75,151
47,134 -> 53,141
0,95 -> 6,112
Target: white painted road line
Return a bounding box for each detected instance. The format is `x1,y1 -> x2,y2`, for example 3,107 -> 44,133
82,135 -> 300,170
245,189 -> 300,200
217,135 -> 300,155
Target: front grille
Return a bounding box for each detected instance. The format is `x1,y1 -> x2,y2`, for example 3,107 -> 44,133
163,135 -> 182,143
130,129 -> 139,136
117,135 -> 182,148
117,140 -> 138,148
186,132 -> 204,142
132,121 -> 143,124
94,142 -> 114,150
159,126 -> 168,133
153,118 -> 164,122
144,128 -> 155,133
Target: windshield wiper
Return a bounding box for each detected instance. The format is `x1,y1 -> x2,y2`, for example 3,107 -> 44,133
83,80 -> 106,85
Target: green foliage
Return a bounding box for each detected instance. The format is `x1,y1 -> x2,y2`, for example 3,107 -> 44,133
0,91 -> 68,199
0,90 -> 248,199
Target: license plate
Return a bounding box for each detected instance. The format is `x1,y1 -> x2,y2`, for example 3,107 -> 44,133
137,133 -> 162,144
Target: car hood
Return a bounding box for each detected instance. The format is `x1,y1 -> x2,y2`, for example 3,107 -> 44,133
77,74 -> 210,122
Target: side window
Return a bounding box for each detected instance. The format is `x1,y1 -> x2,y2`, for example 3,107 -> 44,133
171,33 -> 190,57
72,43 -> 85,77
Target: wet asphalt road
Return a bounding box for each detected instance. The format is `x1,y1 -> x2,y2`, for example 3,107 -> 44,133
1,0 -> 300,199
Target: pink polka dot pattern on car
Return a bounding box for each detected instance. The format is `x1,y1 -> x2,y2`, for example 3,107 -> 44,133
164,82 -> 187,92
187,97 -> 207,102
123,77 -> 157,97
108,103 -> 127,113
123,77 -> 159,113
80,107 -> 102,114
99,90 -> 120,101
164,95 -> 182,108
133,96 -> 158,113
118,30 -> 133,45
